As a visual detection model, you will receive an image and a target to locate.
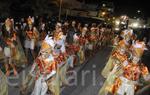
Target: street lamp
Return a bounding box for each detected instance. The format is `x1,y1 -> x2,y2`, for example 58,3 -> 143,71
102,4 -> 106,7
137,10 -> 141,14
132,22 -> 139,28
101,12 -> 106,16
59,0 -> 63,21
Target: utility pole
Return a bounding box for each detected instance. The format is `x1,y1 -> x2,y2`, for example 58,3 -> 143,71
59,0 -> 63,21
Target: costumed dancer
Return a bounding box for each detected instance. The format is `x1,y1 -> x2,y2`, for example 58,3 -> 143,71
66,21 -> 77,45
78,26 -> 87,64
113,53 -> 149,95
130,40 -> 147,64
66,21 -> 80,66
99,40 -> 129,95
45,23 -> 68,95
62,21 -> 69,35
2,18 -> 18,76
31,37 -> 56,95
24,16 -> 39,60
88,23 -> 97,55
95,24 -> 101,50
72,32 -> 80,65
101,27 -> 107,48
115,64 -> 142,95
20,31 -> 54,95
99,30 -> 149,95
101,29 -> 132,78
38,22 -> 47,50
53,22 -> 68,86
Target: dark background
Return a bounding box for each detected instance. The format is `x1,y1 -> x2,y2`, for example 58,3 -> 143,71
0,0 -> 150,18
79,0 -> 150,17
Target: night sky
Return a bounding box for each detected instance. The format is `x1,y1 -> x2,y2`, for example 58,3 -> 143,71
81,0 -> 150,18
0,0 -> 150,18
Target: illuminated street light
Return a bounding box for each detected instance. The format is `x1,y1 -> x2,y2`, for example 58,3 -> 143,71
137,10 -> 141,13
143,25 -> 146,28
102,4 -> 106,7
132,22 -> 139,28
102,12 -> 106,16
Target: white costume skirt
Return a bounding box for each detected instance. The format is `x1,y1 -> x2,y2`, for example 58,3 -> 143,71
24,39 -> 35,50
117,77 -> 135,95
4,47 -> 11,58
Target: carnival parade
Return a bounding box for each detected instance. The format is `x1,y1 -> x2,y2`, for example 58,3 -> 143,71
0,0 -> 150,95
